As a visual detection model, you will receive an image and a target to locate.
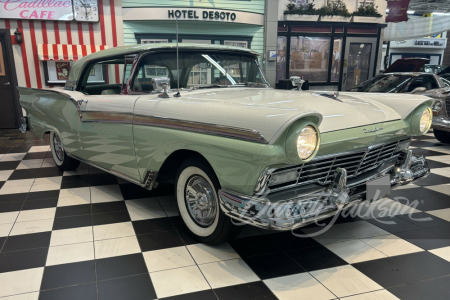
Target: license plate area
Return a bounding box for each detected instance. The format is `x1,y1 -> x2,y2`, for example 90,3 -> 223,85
366,174 -> 391,202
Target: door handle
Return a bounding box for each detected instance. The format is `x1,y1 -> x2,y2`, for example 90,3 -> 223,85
77,99 -> 88,106
3,82 -> 10,86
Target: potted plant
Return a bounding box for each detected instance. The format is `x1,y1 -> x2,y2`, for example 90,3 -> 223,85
283,0 -> 321,22
352,2 -> 384,23
318,0 -> 352,22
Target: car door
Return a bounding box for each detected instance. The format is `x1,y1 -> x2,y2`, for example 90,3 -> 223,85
76,56 -> 141,181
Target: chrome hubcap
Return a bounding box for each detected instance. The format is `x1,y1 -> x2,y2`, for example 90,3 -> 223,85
53,134 -> 64,161
185,175 -> 217,227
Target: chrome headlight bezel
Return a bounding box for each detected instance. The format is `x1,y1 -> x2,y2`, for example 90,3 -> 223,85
285,120 -> 321,164
419,107 -> 432,134
431,100 -> 443,113
297,125 -> 319,160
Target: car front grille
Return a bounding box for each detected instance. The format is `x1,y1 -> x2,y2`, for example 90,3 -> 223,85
446,98 -> 450,118
268,138 -> 410,192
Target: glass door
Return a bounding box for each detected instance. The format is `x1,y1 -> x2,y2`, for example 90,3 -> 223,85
342,37 -> 377,91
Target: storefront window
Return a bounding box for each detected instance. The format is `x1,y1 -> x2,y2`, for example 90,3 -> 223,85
276,37 -> 287,82
345,43 -> 372,90
289,36 -> 330,82
224,41 -> 248,48
331,38 -> 342,82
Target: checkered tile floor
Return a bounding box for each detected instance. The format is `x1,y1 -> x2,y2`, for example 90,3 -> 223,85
1,129 -> 450,300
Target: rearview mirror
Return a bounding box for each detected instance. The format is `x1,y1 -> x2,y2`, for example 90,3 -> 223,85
410,87 -> 426,94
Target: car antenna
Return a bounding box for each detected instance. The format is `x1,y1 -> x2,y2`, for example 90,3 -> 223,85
173,17 -> 181,98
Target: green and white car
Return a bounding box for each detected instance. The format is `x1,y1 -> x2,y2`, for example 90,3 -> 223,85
18,44 -> 432,244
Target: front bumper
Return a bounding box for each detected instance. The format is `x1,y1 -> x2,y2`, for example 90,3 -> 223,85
432,116 -> 450,132
218,150 -> 430,230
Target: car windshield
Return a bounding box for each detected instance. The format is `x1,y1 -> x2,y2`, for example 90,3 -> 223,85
422,65 -> 447,74
132,51 -> 267,92
349,75 -> 413,93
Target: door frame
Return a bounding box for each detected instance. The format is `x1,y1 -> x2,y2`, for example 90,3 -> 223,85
341,36 -> 377,91
0,29 -> 22,128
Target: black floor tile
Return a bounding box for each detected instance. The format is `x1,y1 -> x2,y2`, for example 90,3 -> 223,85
132,218 -> 175,234
266,232 -> 321,251
136,230 -> 185,252
7,146 -> 31,153
92,201 -> 127,214
22,152 -> 47,160
286,245 -> 348,272
0,161 -> 20,170
22,198 -> 58,210
37,167 -> 64,178
229,235 -> 281,258
40,260 -> 96,290
395,228 -> 450,250
214,281 -> 278,300
388,280 -> 450,300
61,174 -> 90,183
426,160 -> 450,169
96,253 -> 148,281
27,190 -> 60,201
92,211 -> 131,226
176,229 -> 200,246
0,193 -> 27,203
0,237 -> 6,249
414,173 -> 450,186
397,212 -> 450,229
160,289 -> 218,300
393,251 -> 450,279
2,232 -> 51,252
431,275 -> 450,293
353,257 -> 426,288
89,174 -> 118,186
243,252 -> 305,280
52,215 -> 93,230
0,201 -> 23,213
167,215 -> 185,230
119,183 -> 156,200
97,273 -> 157,300
38,282 -> 97,300
60,180 -> 90,189
366,216 -> 422,234
55,204 -> 92,218
8,169 -> 41,180
0,247 -> 48,273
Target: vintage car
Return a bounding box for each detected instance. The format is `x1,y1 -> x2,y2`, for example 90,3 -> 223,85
350,58 -> 450,143
18,44 -> 432,244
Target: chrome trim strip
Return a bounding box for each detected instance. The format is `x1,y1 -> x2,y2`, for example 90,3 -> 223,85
66,152 -> 158,189
81,111 -> 134,124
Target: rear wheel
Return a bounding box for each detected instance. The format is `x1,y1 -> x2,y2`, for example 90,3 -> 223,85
434,129 -> 450,144
175,158 -> 242,244
50,132 -> 80,171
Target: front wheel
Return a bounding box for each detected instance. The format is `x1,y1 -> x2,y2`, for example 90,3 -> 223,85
50,132 -> 80,171
175,158 -> 242,244
434,129 -> 450,144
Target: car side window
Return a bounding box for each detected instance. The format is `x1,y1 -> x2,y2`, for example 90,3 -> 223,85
440,77 -> 450,87
405,75 -> 438,92
131,60 -> 170,93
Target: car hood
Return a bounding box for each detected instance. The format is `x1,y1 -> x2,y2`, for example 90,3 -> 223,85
135,88 -> 431,143
383,58 -> 429,73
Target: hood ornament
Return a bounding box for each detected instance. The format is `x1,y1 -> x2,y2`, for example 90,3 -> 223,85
290,76 -> 305,90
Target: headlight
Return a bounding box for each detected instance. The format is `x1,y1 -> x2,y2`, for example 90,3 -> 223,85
419,108 -> 432,133
297,126 -> 318,160
431,101 -> 443,113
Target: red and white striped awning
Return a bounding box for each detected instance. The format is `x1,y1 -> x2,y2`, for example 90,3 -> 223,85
37,44 -> 109,61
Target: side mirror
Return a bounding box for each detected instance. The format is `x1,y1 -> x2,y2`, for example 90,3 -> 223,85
152,77 -> 170,98
410,87 -> 426,94
290,76 -> 305,90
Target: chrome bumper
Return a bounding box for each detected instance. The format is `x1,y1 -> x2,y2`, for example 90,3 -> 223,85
432,116 -> 450,131
218,150 -> 430,231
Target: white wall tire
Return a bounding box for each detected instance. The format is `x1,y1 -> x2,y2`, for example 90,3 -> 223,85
49,131 -> 80,171
175,158 -> 242,244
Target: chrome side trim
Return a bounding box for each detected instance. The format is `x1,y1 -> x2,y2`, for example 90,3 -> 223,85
133,114 -> 268,144
66,152 -> 158,189
81,111 -> 134,124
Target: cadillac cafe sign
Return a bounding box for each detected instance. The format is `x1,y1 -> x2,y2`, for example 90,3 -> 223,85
386,0 -> 411,23
0,0 -> 74,20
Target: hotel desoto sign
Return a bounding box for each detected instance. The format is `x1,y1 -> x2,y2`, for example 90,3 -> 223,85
168,9 -> 237,22
0,0 -> 74,21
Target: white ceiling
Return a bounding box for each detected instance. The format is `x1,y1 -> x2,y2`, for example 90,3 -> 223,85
409,0 -> 450,14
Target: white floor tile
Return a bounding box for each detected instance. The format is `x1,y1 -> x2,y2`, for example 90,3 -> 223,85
94,236 -> 141,259
325,240 -> 387,264
0,185 -> 33,195
46,242 -> 95,266
337,221 -> 389,239
0,267 -> 44,298
0,211 -> 19,224
0,153 -> 26,161
199,258 -> 259,289
353,198 -> 421,219
187,243 -> 240,264
40,158 -> 56,168
10,219 -> 54,236
361,234 -> 424,257
57,195 -> 91,207
2,179 -> 35,188
157,195 -> 177,207
16,208 -> 56,222
28,146 -> 50,153
90,185 -> 123,203
429,246 -> 450,262
0,291 -> 40,300
342,289 -> 400,300
59,187 -> 90,197
150,266 -> 210,298
93,222 -> 135,241
0,170 -> 14,181
425,184 -> 450,195
125,198 -> 160,210
301,226 -> 356,245
50,227 -> 94,246
30,177 -> 62,192
264,273 -> 336,300
427,208 -> 450,222
310,265 -> 383,298
128,206 -> 167,221
16,159 -> 43,170
0,223 -> 14,237
143,246 -> 195,272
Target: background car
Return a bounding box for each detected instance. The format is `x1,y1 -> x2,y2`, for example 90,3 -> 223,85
420,64 -> 448,74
